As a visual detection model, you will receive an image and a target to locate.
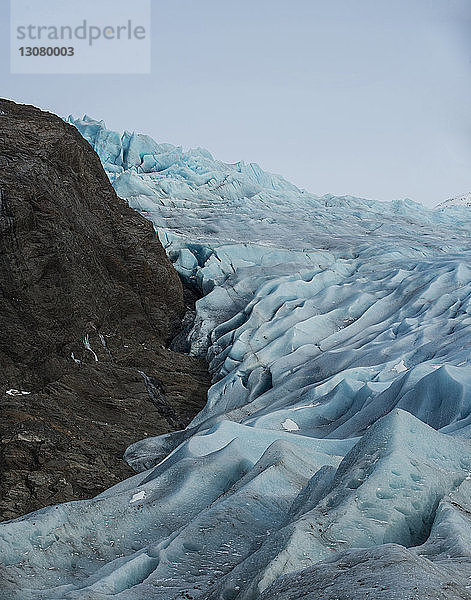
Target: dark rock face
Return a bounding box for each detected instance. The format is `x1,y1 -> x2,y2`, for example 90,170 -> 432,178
0,99 -> 210,520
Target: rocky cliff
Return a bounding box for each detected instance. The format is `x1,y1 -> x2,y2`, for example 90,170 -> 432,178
0,99 -> 209,520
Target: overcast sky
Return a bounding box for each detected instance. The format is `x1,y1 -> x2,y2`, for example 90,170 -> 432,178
1,0 -> 470,207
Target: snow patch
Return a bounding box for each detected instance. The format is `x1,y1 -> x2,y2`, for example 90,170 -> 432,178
17,433 -> 43,443
130,491 -> 146,504
293,402 -> 320,411
393,360 -> 408,374
83,334 -> 98,362
436,192 -> 471,209
6,389 -> 31,396
281,418 -> 300,432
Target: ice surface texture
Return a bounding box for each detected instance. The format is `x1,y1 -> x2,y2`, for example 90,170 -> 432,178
2,116 -> 471,598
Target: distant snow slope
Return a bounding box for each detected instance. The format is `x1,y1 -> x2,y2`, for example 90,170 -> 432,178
2,116 -> 471,599
436,191 -> 471,209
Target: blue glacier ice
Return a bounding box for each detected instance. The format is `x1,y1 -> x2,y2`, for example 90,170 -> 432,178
2,115 -> 471,598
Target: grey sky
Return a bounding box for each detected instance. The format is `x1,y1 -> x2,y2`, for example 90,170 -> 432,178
1,0 -> 470,207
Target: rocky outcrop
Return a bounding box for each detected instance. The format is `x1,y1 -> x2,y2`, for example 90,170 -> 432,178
0,99 -> 210,520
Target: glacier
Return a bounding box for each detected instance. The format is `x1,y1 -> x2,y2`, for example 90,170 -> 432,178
2,115 -> 471,598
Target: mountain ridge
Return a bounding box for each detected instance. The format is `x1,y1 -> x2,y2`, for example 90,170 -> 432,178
436,191 -> 471,209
